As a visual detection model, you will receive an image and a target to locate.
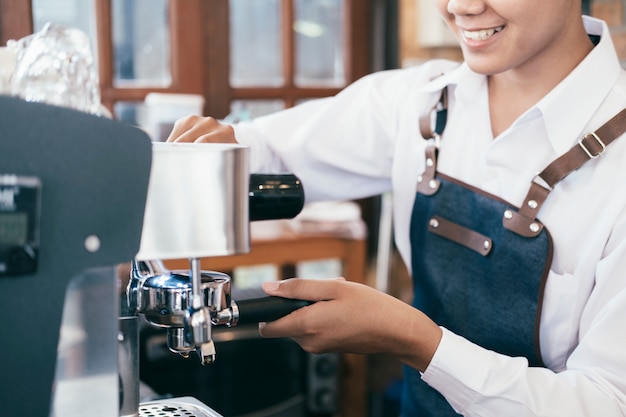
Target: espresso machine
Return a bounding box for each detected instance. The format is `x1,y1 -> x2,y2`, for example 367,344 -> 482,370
0,95 -> 306,417
129,142 -> 307,366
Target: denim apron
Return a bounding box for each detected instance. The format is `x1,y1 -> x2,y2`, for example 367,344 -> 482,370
401,89 -> 626,416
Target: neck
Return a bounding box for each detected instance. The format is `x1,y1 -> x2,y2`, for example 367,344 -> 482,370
488,26 -> 595,138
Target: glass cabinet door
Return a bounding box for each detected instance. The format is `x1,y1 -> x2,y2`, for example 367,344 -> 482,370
230,0 -> 283,88
228,0 -> 348,119
294,0 -> 345,87
28,0 -> 370,123
111,0 -> 170,88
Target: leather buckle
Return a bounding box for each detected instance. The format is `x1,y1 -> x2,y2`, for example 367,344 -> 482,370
579,132 -> 606,159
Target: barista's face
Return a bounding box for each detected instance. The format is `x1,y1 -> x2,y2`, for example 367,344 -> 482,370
436,0 -> 584,77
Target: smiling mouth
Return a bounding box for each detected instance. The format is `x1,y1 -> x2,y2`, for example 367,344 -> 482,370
462,26 -> 504,41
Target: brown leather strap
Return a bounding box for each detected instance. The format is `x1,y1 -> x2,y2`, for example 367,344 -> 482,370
416,146 -> 441,195
504,108 -> 626,236
502,181 -> 550,237
419,112 -> 435,140
428,215 -> 493,256
419,87 -> 448,140
417,88 -> 448,194
418,85 -> 626,238
539,108 -> 626,188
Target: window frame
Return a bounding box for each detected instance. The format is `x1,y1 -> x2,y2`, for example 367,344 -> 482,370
0,1 -> 33,44
1,0 -> 372,119
202,0 -> 372,117
94,0 -> 206,112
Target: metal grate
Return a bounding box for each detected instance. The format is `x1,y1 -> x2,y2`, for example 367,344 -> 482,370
139,402 -> 215,417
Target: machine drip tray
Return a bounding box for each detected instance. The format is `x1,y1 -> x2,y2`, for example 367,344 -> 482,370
139,397 -> 223,417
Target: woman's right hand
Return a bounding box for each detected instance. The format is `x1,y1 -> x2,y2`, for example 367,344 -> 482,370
166,115 -> 238,144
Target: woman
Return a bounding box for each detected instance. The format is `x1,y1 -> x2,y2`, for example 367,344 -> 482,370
168,1 -> 626,415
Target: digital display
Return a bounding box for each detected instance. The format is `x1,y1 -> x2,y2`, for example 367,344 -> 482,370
0,212 -> 28,245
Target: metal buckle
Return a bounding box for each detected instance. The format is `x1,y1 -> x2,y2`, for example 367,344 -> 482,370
579,132 -> 606,159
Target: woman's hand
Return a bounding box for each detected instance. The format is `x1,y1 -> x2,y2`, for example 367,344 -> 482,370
260,278 -> 443,372
166,115 -> 238,144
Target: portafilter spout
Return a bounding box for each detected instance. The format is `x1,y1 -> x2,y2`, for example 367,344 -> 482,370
185,257 -> 216,365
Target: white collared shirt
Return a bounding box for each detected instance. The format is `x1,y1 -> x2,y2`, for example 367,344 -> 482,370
234,16 -> 626,416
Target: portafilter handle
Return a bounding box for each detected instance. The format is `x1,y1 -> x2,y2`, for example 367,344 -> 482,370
214,296 -> 312,326
235,296 -> 312,325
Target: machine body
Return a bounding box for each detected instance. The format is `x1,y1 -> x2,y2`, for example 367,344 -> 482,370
0,96 -> 220,417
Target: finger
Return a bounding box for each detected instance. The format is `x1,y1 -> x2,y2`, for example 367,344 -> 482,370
257,303 -> 313,339
172,122 -> 236,144
261,277 -> 346,302
194,124 -> 237,143
165,115 -> 203,142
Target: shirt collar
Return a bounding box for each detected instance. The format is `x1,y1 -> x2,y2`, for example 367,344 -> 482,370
421,16 -> 622,154
536,16 -> 622,155
421,62 -> 477,96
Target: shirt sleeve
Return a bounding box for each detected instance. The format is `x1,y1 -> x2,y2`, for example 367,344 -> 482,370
232,67 -> 428,203
422,322 -> 626,416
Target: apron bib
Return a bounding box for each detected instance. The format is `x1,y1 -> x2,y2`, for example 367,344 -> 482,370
403,174 -> 551,416
401,89 -> 626,416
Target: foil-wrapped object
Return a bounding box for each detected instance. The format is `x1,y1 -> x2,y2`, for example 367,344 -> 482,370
7,22 -> 107,116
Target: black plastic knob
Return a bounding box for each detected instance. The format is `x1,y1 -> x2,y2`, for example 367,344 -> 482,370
249,174 -> 305,221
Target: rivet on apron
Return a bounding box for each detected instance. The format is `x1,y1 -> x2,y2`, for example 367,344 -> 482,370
483,240 -> 491,250
504,209 -> 513,219
528,199 -> 538,209
429,180 -> 438,189
529,223 -> 540,233
426,158 -> 434,167
417,175 -> 423,183
429,218 -> 439,228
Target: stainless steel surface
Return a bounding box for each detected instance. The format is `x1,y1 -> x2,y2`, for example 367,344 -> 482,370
130,141 -> 252,365
136,142 -> 250,261
51,268 -> 119,417
135,269 -> 231,327
119,316 -> 140,417
187,257 -> 215,364
128,261 -> 234,363
166,327 -> 195,357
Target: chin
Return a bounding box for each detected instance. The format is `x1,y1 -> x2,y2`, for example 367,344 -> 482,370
463,57 -> 506,76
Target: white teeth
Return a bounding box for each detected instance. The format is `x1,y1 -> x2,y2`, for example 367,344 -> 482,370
463,26 -> 503,41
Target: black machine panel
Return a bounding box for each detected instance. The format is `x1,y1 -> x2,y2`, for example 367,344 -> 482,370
0,95 -> 152,417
